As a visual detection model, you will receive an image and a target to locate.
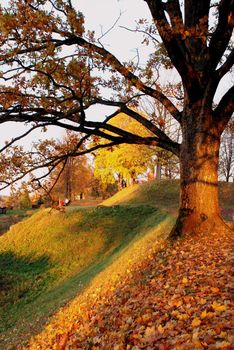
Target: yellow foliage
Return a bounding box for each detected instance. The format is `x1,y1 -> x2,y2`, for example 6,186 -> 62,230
182,277 -> 188,283
201,310 -> 207,319
211,301 -> 227,312
157,324 -> 164,334
191,317 -> 201,327
94,113 -> 156,186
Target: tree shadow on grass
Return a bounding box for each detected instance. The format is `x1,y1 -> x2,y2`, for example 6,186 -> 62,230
0,251 -> 52,332
69,205 -> 160,251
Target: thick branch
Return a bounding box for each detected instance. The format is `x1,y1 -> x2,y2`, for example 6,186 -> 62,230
82,121 -> 179,156
184,0 -> 210,28
144,0 -> 191,83
11,27 -> 181,124
209,0 -> 234,70
83,120 -> 143,141
68,35 -> 182,122
216,48 -> 234,80
120,105 -> 180,155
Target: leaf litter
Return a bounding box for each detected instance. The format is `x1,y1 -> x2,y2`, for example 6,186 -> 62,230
25,226 -> 233,350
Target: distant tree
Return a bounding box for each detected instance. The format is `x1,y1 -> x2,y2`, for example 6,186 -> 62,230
49,155 -> 93,200
94,143 -> 153,188
219,119 -> 234,182
19,188 -> 31,209
43,132 -> 93,200
140,94 -> 181,180
90,176 -> 118,200
93,113 -> 156,188
162,153 -> 180,179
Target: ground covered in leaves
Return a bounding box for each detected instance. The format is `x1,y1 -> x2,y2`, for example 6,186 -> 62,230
26,225 -> 233,350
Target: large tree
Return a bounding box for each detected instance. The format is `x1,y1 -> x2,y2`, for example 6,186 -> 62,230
0,0 -> 233,237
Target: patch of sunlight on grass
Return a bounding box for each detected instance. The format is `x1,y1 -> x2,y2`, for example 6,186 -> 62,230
103,180 -> 180,209
102,184 -> 140,206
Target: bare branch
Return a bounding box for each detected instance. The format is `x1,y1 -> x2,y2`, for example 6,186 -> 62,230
97,11 -> 122,46
119,25 -> 161,44
0,123 -> 50,153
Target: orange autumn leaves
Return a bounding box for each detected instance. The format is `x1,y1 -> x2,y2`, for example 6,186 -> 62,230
27,228 -> 233,350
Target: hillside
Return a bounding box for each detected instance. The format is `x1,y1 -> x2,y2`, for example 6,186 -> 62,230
25,181 -> 233,350
103,180 -> 234,207
0,180 -> 233,349
103,180 -> 180,209
0,201 -> 170,348
103,180 -> 234,220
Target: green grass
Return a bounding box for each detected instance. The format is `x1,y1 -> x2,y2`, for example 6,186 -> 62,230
103,179 -> 234,209
0,204 -> 169,348
102,180 -> 179,208
0,253 -> 52,331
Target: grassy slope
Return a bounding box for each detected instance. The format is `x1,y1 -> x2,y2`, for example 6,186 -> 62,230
28,217 -> 233,350
0,202 -> 170,348
0,180 -> 233,348
103,180 -> 234,217
103,180 -> 180,208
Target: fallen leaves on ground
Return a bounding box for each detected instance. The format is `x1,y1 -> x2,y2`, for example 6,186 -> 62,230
26,227 -> 233,350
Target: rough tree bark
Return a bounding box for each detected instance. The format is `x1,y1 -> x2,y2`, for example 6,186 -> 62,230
170,106 -> 230,238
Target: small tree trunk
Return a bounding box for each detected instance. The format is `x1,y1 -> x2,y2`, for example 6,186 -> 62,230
156,163 -> 162,181
117,174 -> 122,190
170,113 -> 230,238
64,157 -> 72,200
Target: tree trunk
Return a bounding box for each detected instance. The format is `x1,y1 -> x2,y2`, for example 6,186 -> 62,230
156,163 -> 162,181
64,157 -> 72,200
170,111 -> 230,239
